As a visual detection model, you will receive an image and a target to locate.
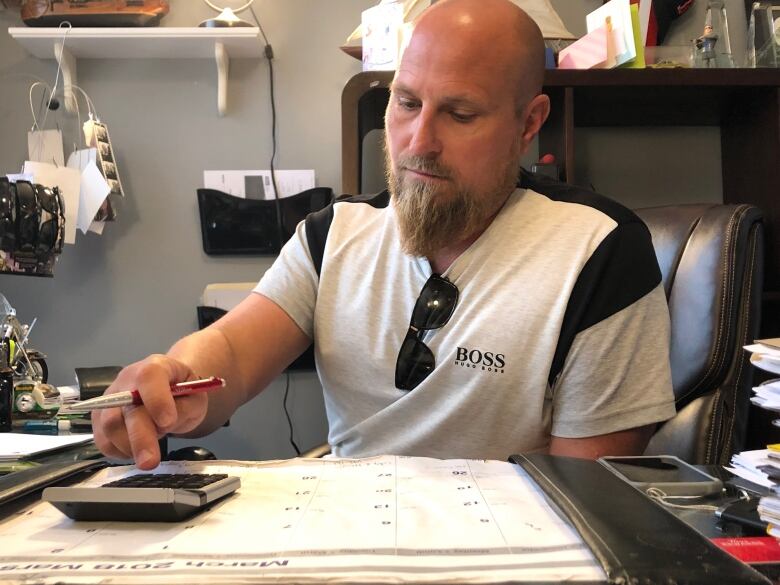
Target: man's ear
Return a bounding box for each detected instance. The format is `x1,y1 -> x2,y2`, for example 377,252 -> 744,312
519,94 -> 551,149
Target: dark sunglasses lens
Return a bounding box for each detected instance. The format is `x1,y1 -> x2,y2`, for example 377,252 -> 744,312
0,180 -> 14,250
411,276 -> 458,330
395,335 -> 436,391
36,186 -> 58,214
38,220 -> 55,252
15,182 -> 38,252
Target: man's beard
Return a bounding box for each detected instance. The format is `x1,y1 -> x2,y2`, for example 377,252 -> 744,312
385,146 -> 520,259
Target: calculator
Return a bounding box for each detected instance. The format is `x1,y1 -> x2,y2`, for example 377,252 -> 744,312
42,473 -> 241,522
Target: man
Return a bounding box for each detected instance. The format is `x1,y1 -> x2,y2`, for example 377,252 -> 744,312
94,0 -> 676,470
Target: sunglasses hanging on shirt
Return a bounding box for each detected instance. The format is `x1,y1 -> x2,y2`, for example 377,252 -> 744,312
395,274 -> 459,391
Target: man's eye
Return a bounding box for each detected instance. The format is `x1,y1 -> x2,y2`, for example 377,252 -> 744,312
451,111 -> 476,123
397,98 -> 419,111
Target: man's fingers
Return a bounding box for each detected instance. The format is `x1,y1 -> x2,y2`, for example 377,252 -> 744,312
91,355 -> 204,468
92,409 -> 133,460
166,394 -> 208,435
132,359 -> 180,431
123,405 -> 162,470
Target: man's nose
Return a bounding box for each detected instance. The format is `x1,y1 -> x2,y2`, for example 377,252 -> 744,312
407,110 -> 442,158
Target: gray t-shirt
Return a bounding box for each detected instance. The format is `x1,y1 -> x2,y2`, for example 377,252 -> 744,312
255,175 -> 676,460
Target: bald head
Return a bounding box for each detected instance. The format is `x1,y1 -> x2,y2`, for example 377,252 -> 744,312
410,0 -> 546,109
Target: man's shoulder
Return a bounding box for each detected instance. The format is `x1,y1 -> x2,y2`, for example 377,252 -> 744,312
519,171 -> 642,227
335,190 -> 391,209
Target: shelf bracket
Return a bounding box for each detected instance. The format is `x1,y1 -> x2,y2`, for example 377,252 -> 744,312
54,41 -> 78,114
215,41 -> 229,117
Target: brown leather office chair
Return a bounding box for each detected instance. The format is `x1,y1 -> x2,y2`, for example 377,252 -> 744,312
636,204 -> 764,465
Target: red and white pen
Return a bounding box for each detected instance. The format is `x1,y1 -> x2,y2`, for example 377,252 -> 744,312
61,377 -> 225,413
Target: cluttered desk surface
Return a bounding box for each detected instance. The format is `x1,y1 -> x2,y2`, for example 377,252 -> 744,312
0,451 -> 773,585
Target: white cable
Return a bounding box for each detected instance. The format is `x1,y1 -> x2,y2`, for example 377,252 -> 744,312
28,81 -> 53,131
64,84 -> 98,121
39,22 -> 72,132
645,487 -> 719,511
27,22 -> 71,163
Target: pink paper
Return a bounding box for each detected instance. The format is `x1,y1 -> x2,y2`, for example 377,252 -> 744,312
558,25 -> 609,69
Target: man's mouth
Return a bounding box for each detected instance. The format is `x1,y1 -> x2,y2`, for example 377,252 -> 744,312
403,167 -> 448,181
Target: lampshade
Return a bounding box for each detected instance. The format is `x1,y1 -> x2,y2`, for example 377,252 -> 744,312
199,0 -> 255,28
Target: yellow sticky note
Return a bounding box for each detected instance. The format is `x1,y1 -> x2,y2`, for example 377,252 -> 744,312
623,3 -> 645,68
768,443 -> 780,452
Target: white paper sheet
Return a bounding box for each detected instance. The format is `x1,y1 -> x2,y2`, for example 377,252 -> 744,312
76,162 -> 111,234
0,456 -> 603,584
0,432 -> 93,461
87,221 -> 105,235
586,0 -> 636,67
727,449 -> 776,488
203,170 -> 316,199
27,129 -> 65,168
22,161 -> 81,245
745,343 -> 780,358
6,173 -> 33,183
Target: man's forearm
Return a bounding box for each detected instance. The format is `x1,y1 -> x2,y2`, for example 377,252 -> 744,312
167,327 -> 249,437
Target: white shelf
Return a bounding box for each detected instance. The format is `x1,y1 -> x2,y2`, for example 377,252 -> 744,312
8,27 -> 265,116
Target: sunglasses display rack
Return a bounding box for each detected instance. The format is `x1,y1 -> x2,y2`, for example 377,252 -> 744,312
0,177 -> 65,277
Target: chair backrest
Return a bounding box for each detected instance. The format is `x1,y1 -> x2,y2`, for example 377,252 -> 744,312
634,204 -> 764,465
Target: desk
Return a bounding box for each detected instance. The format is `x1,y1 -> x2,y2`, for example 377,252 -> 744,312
0,454 -> 772,584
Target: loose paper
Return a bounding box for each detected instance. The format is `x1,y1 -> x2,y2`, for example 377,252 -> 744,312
6,174 -> 33,183
586,0 -> 636,67
88,221 -> 105,235
27,129 -> 64,167
558,25 -> 610,69
624,4 -> 646,69
0,432 -> 92,461
203,170 -> 316,199
362,2 -> 405,71
22,161 -> 80,245
76,162 -> 111,234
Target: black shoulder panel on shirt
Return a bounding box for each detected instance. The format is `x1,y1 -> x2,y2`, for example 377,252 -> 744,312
520,171 -> 641,226
304,190 -> 390,276
519,172 -> 663,387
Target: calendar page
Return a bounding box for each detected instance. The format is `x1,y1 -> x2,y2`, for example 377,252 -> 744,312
0,456 -> 604,584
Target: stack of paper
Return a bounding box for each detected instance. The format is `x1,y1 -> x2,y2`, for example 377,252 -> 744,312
727,448 -> 777,488
725,341 -> 780,537
743,339 -> 780,415
745,339 -> 780,376
751,379 -> 780,411
727,448 -> 780,537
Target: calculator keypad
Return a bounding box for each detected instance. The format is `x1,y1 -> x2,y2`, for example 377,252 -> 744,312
102,473 -> 229,490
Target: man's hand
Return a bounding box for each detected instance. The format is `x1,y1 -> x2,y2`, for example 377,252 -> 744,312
92,354 -> 210,470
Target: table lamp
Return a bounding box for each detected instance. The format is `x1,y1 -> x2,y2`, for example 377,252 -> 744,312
199,0 -> 255,28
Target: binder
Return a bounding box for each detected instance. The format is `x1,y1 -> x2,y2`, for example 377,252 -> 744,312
511,453 -> 770,585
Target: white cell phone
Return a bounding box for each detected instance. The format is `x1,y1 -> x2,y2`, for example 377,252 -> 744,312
598,455 -> 723,496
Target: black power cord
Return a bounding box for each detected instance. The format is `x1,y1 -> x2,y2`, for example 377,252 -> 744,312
283,372 -> 301,456
249,5 -> 284,252
249,5 -> 299,457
